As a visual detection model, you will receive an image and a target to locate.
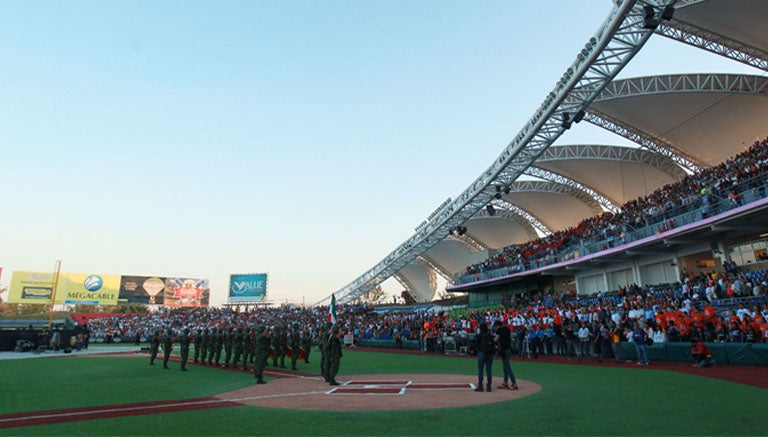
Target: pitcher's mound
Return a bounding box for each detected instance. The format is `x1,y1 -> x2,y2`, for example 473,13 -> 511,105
217,373 -> 541,411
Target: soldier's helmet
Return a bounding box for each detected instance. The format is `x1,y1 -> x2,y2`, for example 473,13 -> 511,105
183,328 -> 190,334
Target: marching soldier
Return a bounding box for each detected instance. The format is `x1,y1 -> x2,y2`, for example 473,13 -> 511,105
199,328 -> 210,365
302,328 -> 313,364
241,326 -> 252,371
149,329 -> 161,365
223,327 -> 234,368
278,325 -> 288,368
254,326 -> 270,384
327,326 -> 343,385
193,328 -> 203,363
232,326 -> 244,369
271,325 -> 282,367
162,328 -> 174,369
319,323 -> 331,382
179,328 -> 191,371
290,324 -> 301,371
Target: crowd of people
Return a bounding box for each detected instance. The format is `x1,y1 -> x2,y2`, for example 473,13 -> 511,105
461,136 -> 768,280
83,265 -> 767,373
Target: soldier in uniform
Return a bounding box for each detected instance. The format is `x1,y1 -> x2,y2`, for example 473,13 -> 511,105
240,326 -> 252,371
207,327 -> 217,365
289,324 -> 301,371
271,325 -> 282,367
199,328 -> 210,365
223,327 -> 234,368
301,328 -> 313,364
162,328 -> 174,369
149,329 -> 161,365
193,328 -> 203,363
232,326 -> 244,369
179,328 -> 191,371
254,325 -> 270,384
213,327 -> 225,366
318,323 -> 330,381
278,325 -> 288,368
327,326 -> 343,385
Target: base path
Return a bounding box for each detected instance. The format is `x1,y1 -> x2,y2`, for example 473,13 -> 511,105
217,373 -> 541,411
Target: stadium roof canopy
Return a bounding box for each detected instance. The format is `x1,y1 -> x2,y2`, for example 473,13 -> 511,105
323,0 -> 768,305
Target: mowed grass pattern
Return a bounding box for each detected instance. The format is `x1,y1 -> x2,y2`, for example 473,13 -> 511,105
1,350 -> 766,436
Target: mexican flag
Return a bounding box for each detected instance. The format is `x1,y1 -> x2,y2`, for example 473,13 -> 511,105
328,293 -> 337,324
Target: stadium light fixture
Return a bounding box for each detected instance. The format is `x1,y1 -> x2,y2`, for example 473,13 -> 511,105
643,5 -> 659,30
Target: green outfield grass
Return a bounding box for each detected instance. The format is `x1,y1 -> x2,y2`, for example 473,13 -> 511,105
1,350 -> 766,436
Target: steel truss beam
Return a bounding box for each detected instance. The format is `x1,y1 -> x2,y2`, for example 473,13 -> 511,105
588,73 -> 768,173
320,0 -> 676,305
491,199 -> 552,236
525,166 -> 619,213
656,20 -> 768,72
446,233 -> 486,252
504,179 -> 604,216
584,109 -> 701,172
536,144 -> 686,181
417,255 -> 454,283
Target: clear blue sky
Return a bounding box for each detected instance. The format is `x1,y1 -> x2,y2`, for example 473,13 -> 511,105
0,1 -> 761,306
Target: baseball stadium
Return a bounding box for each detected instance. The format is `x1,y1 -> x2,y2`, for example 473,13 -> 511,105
3,0 -> 768,435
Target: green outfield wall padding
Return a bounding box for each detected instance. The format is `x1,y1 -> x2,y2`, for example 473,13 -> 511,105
647,343 -> 669,361
750,344 -> 768,366
666,343 -> 692,363
726,343 -> 752,365
707,343 -> 729,366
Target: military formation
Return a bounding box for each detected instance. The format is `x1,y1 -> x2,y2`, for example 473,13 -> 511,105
146,321 -> 344,386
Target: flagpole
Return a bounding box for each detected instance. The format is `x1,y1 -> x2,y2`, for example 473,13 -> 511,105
48,260 -> 62,330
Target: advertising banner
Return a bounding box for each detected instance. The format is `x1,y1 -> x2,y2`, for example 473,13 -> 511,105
8,271 -> 55,303
229,273 -> 268,302
163,277 -> 210,307
8,271 -> 120,305
119,276 -> 167,305
59,273 -> 121,305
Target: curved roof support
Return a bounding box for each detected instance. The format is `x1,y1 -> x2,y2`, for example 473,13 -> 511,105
584,109 -> 702,172
506,180 -> 604,216
656,21 -> 768,72
525,166 -> 620,213
393,272 -> 413,295
417,255 -> 454,283
321,0 -> 675,305
446,234 -> 486,252
589,73 -> 768,173
492,199 -> 552,236
472,206 -> 539,241
536,144 -> 686,181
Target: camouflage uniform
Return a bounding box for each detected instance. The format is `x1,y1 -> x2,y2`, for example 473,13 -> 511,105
319,324 -> 330,381
149,329 -> 161,365
162,329 -> 174,369
278,325 -> 288,368
179,328 -> 191,371
232,327 -> 244,368
223,327 -> 234,367
193,329 -> 203,363
254,326 -> 270,384
240,327 -> 251,370
199,328 -> 210,365
301,329 -> 313,364
290,325 -> 301,370
271,326 -> 282,367
327,326 -> 343,385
